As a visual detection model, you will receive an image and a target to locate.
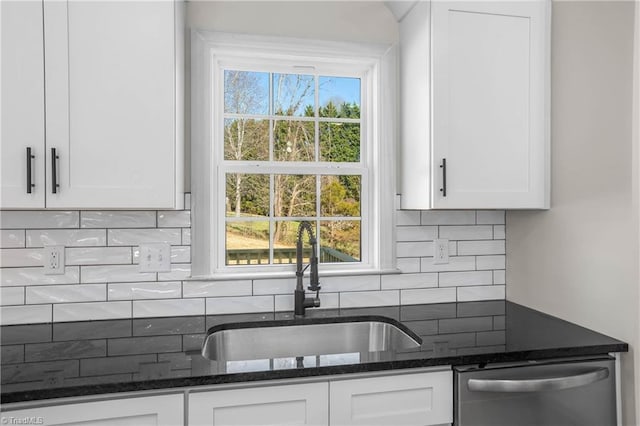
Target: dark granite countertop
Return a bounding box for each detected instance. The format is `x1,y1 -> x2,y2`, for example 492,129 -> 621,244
0,301 -> 627,404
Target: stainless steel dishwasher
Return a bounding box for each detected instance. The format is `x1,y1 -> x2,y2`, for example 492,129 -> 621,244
454,356 -> 616,426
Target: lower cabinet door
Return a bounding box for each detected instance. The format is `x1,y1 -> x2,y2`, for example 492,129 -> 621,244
189,382 -> 329,426
329,371 -> 453,426
1,393 -> 184,426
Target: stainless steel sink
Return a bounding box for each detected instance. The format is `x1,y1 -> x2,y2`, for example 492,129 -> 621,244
201,316 -> 422,362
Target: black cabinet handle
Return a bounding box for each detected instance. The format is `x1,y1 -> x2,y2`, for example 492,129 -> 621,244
26,147 -> 35,194
51,148 -> 59,194
439,158 -> 447,197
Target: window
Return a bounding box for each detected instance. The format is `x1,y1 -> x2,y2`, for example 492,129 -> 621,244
191,32 -> 396,278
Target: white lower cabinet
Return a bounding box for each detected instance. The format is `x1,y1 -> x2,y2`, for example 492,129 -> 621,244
1,393 -> 183,426
188,369 -> 452,426
188,382 -> 329,426
329,371 -> 453,426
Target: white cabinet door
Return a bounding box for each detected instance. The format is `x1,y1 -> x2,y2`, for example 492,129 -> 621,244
329,371 -> 453,426
400,0 -> 549,210
0,0 -> 46,209
43,0 -> 181,209
2,393 -> 184,426
189,382 -> 329,426
431,0 -> 549,209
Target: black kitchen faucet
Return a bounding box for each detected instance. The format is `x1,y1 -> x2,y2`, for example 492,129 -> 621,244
294,221 -> 321,317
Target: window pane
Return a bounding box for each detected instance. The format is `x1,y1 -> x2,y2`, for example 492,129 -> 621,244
224,70 -> 269,115
319,76 -> 360,118
224,118 -> 269,161
272,220 -> 305,264
274,120 -> 315,162
273,73 -> 315,117
319,122 -> 360,162
320,220 -> 361,263
320,176 -> 360,217
226,174 -> 269,217
274,175 -> 316,218
226,221 -> 269,265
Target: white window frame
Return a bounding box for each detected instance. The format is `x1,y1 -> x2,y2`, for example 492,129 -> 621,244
191,31 -> 397,280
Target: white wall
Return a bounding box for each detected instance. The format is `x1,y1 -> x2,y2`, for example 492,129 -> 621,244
506,2 -> 639,424
183,0 -> 399,191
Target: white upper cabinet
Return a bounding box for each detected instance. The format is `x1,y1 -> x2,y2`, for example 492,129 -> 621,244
400,0 -> 550,210
1,0 -> 46,209
1,0 -> 184,210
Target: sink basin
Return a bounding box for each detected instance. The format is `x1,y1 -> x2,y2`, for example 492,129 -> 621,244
201,316 -> 422,362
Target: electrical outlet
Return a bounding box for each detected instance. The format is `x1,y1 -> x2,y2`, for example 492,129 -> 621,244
43,245 -> 65,275
433,239 -> 449,264
139,243 -> 171,272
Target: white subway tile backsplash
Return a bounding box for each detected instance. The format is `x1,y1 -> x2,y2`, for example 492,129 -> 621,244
320,275 -> 380,292
158,265 -> 191,281
396,226 -> 438,243
476,211 -> 505,225
439,226 -> 493,240
0,211 -> 78,229
1,287 -> 25,305
458,240 -> 505,256
340,290 -> 399,308
81,265 -> 156,284
397,241 -> 433,258
396,210 -> 421,226
206,296 -> 273,315
457,285 -> 505,302
26,229 -> 106,247
476,255 -> 506,270
54,301 -> 131,322
1,230 -> 25,248
421,211 -> 475,225
183,280 -> 251,298
109,281 -> 182,300
0,248 -> 43,267
157,211 -> 190,228
439,271 -> 493,287
0,197 -> 507,323
420,256 -> 476,273
381,273 -> 437,290
170,246 -> 191,263
1,304 -> 52,325
1,267 -> 79,287
396,258 -> 421,273
108,229 -> 181,246
26,284 -> 106,304
81,211 -> 156,229
133,298 -> 204,318
401,287 -> 457,305
182,229 -> 191,245
275,292 -> 339,311
252,278 -> 296,295
66,247 -> 132,266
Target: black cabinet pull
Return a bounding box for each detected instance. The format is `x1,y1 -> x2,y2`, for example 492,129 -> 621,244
51,148 -> 60,194
26,147 -> 35,194
440,158 -> 447,197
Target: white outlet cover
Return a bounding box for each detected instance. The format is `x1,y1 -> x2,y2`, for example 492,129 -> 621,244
433,239 -> 449,264
43,245 -> 65,275
139,243 -> 171,272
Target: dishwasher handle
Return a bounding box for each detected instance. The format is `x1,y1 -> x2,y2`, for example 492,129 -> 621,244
467,367 -> 609,393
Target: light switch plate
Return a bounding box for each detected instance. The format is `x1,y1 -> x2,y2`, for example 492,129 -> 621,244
139,243 -> 171,272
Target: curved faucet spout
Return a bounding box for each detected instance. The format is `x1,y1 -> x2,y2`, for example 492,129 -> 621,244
294,221 -> 321,317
